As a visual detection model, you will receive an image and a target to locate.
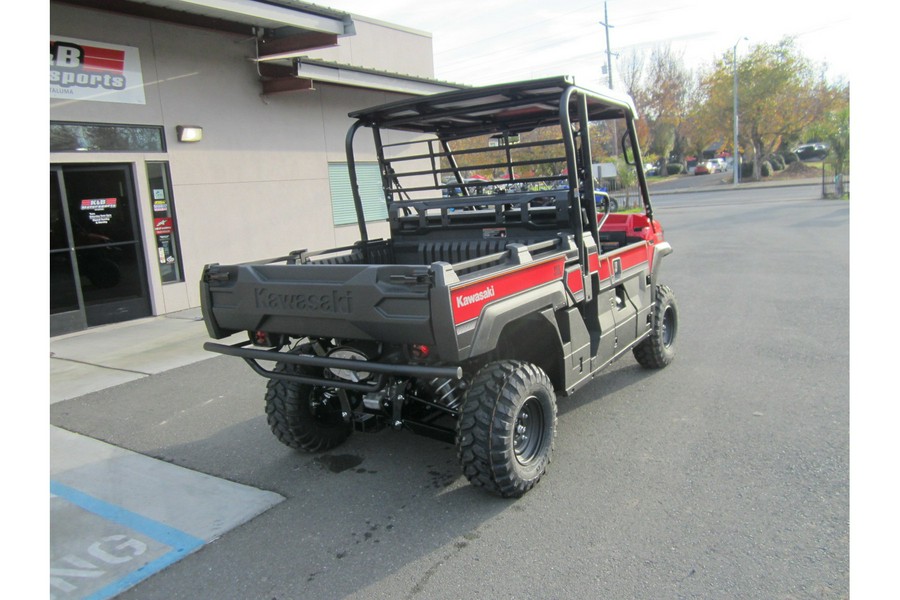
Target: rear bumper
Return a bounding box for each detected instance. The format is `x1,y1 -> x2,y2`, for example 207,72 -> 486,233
203,341 -> 462,392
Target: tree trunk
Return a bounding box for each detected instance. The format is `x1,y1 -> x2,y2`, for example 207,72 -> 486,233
752,139 -> 764,181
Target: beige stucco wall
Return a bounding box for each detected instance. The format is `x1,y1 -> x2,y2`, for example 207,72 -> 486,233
305,16 -> 435,76
50,2 -> 435,314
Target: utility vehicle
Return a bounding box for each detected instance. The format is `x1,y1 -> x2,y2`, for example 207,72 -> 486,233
201,76 -> 678,497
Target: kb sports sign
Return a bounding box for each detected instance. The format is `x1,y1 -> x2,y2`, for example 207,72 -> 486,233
50,36 -> 146,104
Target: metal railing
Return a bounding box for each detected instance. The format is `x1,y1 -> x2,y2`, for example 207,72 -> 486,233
821,163 -> 849,199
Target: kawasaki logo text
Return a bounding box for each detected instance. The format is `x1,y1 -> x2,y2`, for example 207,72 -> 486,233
255,288 -> 352,314
455,285 -> 496,308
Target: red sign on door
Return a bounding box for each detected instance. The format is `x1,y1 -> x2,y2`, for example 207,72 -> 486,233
154,217 -> 174,235
80,197 -> 117,210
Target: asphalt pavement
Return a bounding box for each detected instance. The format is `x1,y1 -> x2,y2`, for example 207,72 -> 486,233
47,174 -> 836,599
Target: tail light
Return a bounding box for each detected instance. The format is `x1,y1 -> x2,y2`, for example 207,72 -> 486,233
252,331 -> 288,347
409,344 -> 430,360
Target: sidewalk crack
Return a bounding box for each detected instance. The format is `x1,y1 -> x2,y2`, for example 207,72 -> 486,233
50,354 -> 152,376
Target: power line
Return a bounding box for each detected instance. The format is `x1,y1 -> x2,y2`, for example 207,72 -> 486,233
433,1 -> 602,57
440,48 -> 607,84
437,30 -> 599,72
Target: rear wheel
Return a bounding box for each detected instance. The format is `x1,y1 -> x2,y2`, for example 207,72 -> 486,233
457,361 -> 557,498
265,363 -> 352,452
633,284 -> 678,368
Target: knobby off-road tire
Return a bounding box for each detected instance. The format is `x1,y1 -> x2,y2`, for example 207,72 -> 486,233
633,284 -> 678,369
265,362 -> 352,452
457,360 -> 557,498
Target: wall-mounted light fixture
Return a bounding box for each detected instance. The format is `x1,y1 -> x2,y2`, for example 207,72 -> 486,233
176,125 -> 203,143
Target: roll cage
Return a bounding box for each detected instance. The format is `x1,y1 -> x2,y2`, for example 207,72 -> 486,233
343,76 -> 655,268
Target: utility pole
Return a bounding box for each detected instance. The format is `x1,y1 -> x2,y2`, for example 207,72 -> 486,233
733,37 -> 747,186
599,2 -> 616,90
599,2 -> 618,160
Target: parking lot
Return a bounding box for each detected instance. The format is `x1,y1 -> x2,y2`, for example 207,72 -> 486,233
49,183 -> 849,599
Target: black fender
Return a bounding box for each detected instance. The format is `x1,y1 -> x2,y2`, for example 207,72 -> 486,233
466,283 -> 568,360
650,241 -> 673,289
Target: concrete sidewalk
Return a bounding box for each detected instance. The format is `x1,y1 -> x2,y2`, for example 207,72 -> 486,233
646,174 -> 827,195
50,308 -> 236,404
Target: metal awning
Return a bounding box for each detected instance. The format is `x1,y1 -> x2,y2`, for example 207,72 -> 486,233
163,0 -> 354,35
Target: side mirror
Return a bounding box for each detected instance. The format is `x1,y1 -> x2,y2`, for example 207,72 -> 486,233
621,132 -> 635,166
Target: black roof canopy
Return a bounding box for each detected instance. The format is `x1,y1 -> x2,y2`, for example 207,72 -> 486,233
348,76 -> 638,139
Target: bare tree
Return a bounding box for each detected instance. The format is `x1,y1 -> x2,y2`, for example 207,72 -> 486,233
618,49 -> 646,107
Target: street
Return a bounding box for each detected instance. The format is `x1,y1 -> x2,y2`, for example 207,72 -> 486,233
50,185 -> 849,599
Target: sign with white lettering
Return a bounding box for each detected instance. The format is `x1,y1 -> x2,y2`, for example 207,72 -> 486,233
50,36 -> 146,104
80,198 -> 117,211
154,218 -> 173,236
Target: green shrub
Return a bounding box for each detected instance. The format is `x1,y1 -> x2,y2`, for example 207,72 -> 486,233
666,163 -> 684,175
741,161 -> 772,178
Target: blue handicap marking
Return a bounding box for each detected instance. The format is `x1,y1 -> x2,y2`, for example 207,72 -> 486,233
50,481 -> 204,600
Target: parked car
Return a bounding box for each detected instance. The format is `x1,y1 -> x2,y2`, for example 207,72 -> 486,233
793,143 -> 828,161
694,161 -> 713,175
594,190 -> 619,212
442,177 -> 486,197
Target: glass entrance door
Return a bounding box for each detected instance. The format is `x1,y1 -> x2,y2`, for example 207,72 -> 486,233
50,164 -> 151,335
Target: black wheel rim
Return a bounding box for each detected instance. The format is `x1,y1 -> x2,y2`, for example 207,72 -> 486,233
661,305 -> 675,348
513,396 -> 545,465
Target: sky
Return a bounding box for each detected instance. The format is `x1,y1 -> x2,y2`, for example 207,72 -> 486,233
320,0 -> 852,88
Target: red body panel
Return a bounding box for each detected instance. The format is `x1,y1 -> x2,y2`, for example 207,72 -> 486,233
449,257 -> 566,326
599,213 -> 665,245
448,214 -> 664,328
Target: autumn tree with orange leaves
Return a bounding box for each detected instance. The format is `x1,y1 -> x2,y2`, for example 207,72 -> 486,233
697,37 -> 844,180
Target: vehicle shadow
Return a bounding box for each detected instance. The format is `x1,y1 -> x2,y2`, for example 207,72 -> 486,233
555,359 -> 661,419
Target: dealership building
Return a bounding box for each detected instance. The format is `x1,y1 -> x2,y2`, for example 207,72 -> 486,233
50,0 -> 461,336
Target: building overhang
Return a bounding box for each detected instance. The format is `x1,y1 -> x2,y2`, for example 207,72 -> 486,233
54,0 -> 465,97
54,0 -> 354,55
257,57 -> 466,96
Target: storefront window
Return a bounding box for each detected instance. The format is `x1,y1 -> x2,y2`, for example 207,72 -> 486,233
51,122 -> 165,152
146,162 -> 184,283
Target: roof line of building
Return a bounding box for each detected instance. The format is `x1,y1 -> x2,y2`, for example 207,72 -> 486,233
295,57 -> 468,90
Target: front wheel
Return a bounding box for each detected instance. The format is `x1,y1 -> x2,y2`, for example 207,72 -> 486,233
633,284 -> 678,368
457,361 -> 557,498
265,363 -> 353,452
